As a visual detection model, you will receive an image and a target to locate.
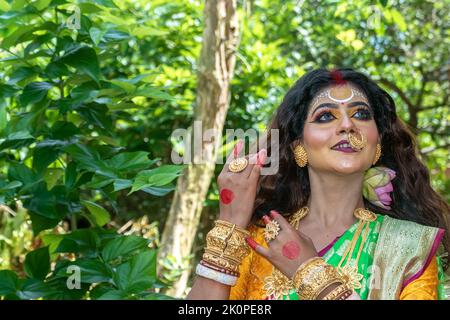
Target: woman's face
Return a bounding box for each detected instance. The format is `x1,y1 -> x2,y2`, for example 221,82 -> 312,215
302,83 -> 379,175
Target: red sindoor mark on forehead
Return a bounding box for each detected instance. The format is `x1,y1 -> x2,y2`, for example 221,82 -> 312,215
330,69 -> 346,85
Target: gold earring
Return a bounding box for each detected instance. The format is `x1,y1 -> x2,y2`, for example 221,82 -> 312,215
348,130 -> 367,150
294,145 -> 308,167
373,143 -> 381,165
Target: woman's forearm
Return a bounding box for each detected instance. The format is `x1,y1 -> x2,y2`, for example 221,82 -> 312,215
187,276 -> 231,300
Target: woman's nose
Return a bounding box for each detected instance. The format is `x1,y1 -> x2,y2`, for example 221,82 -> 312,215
336,113 -> 357,135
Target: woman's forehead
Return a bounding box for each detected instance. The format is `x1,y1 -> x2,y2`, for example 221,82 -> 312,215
310,84 -> 369,110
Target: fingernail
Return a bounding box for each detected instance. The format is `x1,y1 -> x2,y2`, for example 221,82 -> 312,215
245,237 -> 258,250
262,215 -> 271,224
257,149 -> 267,167
234,140 -> 244,157
270,210 -> 279,218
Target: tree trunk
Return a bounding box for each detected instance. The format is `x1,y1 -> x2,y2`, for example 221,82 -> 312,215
159,0 -> 239,298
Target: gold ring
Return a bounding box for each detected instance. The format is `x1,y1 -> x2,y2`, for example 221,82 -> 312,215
348,130 -> 366,150
229,157 -> 248,173
264,220 -> 281,243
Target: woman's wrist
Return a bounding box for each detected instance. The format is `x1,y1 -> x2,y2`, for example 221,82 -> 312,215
291,257 -> 349,300
197,219 -> 251,286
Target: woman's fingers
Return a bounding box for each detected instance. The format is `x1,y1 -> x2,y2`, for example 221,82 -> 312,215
245,237 -> 270,258
227,140 -> 244,164
247,149 -> 266,180
262,215 -> 271,225
269,210 -> 291,230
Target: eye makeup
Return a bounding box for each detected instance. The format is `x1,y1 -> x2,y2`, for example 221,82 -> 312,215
310,104 -> 373,123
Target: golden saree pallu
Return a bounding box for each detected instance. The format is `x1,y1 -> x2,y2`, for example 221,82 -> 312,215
292,257 -> 347,300
202,220 -> 251,274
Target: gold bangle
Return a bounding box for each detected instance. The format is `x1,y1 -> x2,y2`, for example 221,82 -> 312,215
202,251 -> 240,273
292,257 -> 346,300
322,283 -> 353,300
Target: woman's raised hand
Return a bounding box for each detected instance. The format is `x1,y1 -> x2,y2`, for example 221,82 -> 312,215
246,210 -> 318,278
217,140 -> 267,229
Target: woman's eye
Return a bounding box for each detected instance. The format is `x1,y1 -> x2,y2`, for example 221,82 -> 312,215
315,111 -> 335,123
352,109 -> 372,120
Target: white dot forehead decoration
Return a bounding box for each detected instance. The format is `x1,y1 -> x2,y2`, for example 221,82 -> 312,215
310,87 -> 367,110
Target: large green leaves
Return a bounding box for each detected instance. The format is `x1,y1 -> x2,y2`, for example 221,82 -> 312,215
101,235 -> 150,262
58,46 -> 100,82
81,200 -> 111,227
19,82 -> 53,107
0,270 -> 19,296
129,165 -> 184,194
113,250 -> 157,294
24,246 -> 50,280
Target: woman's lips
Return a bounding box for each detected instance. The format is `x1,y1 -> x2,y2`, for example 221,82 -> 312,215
332,146 -> 356,153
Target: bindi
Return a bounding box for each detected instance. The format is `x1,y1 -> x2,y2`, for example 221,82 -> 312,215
220,189 -> 234,204
282,241 -> 300,260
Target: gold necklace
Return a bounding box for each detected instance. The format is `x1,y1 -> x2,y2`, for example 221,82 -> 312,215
263,206 -> 377,300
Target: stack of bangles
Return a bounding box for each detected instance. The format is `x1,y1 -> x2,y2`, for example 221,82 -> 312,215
196,220 -> 251,286
292,257 -> 354,300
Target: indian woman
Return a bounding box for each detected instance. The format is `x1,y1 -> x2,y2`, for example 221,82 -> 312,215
187,68 -> 450,300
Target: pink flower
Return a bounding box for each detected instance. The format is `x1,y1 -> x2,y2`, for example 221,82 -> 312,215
363,167 -> 396,210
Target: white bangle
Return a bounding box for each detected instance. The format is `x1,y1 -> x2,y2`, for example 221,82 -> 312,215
195,264 -> 238,286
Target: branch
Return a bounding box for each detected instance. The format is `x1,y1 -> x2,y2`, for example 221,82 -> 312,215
378,78 -> 415,111
421,143 -> 450,154
418,104 -> 449,112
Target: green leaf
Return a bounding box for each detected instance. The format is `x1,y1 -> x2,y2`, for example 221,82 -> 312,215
0,84 -> 17,99
141,185 -> 175,197
81,200 -> 111,227
113,179 -> 132,192
104,152 -> 155,173
7,162 -> 36,185
58,46 -> 100,83
89,27 -> 106,45
44,61 -> 69,79
0,0 -> 11,11
24,246 -> 50,280
31,0 -> 52,11
134,87 -> 175,101
55,229 -> 101,256
0,270 -> 18,296
58,259 -> 112,283
41,234 -> 63,256
79,2 -> 105,13
97,289 -> 127,300
29,213 -> 60,235
129,165 -> 184,194
8,66 -> 38,84
113,250 -> 157,293
32,141 -> 66,173
16,278 -> 54,300
391,9 -> 407,32
0,130 -> 35,151
110,80 -> 136,94
0,181 -> 22,193
65,143 -> 117,178
19,82 -> 53,107
102,235 -> 149,262
1,24 -> 35,49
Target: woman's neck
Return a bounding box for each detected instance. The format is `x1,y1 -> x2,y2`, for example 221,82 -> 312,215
305,169 -> 366,229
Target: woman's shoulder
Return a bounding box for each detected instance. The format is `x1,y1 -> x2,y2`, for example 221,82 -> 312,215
379,214 -> 443,240
374,214 -> 444,263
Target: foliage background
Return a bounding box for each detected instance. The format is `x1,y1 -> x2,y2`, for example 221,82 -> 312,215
0,0 -> 449,299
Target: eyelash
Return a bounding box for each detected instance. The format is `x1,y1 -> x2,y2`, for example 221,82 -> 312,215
313,107 -> 373,123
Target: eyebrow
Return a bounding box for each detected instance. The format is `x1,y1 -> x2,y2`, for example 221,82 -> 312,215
311,101 -> 371,117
